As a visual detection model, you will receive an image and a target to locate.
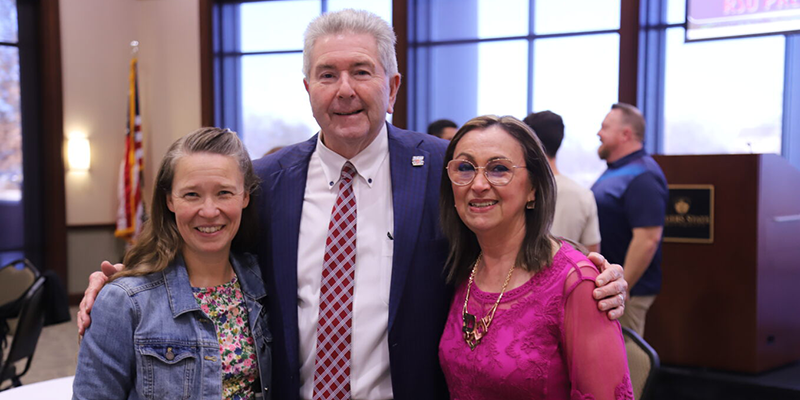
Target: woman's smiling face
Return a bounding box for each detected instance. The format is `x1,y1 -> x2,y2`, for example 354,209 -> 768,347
166,152 -> 249,261
450,125 -> 535,237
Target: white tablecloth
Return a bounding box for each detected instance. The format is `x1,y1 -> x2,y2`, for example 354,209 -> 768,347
0,376 -> 73,399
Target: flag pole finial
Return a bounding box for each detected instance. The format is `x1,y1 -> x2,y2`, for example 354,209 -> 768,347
130,40 -> 139,55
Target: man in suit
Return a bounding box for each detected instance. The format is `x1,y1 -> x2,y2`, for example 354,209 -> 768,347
78,9 -> 628,400
245,11 -> 626,398
254,11 -> 455,398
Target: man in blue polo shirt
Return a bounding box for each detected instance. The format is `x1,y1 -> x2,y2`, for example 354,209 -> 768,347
591,103 -> 668,336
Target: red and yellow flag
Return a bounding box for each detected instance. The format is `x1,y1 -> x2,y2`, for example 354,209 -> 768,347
115,57 -> 146,242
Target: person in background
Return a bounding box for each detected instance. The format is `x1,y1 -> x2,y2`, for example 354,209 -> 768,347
523,110 -> 601,253
427,118 -> 458,141
439,115 -> 632,399
78,10 -> 629,400
73,128 -> 271,399
592,103 -> 668,336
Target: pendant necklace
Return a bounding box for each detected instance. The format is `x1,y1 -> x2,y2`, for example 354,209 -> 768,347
462,253 -> 516,350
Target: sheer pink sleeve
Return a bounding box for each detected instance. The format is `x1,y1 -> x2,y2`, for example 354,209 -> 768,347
564,263 -> 634,400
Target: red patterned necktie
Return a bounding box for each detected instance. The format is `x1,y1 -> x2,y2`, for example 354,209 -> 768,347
313,162 -> 357,400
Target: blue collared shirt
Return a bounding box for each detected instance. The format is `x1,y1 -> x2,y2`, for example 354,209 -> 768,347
592,149 -> 668,296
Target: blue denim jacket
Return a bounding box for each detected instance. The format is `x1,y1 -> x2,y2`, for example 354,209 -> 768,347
73,252 -> 272,400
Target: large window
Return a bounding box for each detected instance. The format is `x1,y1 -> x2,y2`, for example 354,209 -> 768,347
662,29 -> 784,155
0,0 -> 22,202
640,0 -> 799,167
0,0 -> 66,277
211,0 -> 800,174
531,34 -> 619,186
214,0 -> 391,159
0,0 -> 23,262
408,0 -> 621,187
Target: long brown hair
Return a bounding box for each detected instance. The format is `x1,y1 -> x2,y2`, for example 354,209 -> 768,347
439,115 -> 557,284
112,127 -> 260,280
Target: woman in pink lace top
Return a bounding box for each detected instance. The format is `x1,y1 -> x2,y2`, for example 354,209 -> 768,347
438,115 -> 633,400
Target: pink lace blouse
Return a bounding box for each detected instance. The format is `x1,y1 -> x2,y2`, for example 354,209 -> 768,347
439,244 -> 633,400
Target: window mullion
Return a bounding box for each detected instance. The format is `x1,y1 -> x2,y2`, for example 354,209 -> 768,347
214,2 -> 242,134
527,0 -> 535,115
783,33 -> 800,170
637,0 -> 666,155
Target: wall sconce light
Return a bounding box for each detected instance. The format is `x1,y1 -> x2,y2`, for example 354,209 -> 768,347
68,134 -> 91,171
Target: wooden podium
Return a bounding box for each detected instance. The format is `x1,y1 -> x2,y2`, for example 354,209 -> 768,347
646,154 -> 800,374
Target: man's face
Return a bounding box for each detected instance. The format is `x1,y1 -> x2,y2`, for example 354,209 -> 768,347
597,109 -> 627,161
304,32 -> 400,157
440,127 -> 457,141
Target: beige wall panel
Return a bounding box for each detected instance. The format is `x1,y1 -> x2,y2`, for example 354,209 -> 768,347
66,227 -> 125,295
137,0 -> 202,201
62,0 -> 202,291
62,0 -> 201,225
61,0 -> 139,225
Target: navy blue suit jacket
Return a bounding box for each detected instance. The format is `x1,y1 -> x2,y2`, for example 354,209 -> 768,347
252,123 -> 452,400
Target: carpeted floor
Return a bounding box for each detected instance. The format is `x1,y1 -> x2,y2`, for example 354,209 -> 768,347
3,306 -> 79,387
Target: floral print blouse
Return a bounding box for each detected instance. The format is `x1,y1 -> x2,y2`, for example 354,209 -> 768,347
193,275 -> 258,400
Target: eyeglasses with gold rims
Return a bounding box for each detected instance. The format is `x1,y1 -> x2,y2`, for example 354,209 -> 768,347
446,158 -> 526,186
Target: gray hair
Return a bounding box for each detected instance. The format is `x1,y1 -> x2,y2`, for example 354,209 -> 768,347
303,9 -> 398,79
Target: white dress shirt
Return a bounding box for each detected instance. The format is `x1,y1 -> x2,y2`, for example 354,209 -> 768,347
297,124 -> 394,400
551,174 -> 601,247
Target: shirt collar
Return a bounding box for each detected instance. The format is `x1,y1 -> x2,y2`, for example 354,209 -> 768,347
316,122 -> 390,189
162,254 -> 201,318
162,252 -> 266,318
230,252 -> 266,301
608,148 -> 647,169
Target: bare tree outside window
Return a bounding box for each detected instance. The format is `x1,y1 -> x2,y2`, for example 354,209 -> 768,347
0,0 -> 23,202
0,0 -> 17,42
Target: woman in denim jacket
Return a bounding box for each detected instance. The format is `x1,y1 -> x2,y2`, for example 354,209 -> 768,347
73,128 -> 271,400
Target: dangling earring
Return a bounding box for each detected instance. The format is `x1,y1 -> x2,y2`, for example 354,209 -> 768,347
526,200 -> 535,210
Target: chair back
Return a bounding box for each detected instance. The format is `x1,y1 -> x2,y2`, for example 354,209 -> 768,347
0,259 -> 39,309
0,276 -> 46,390
623,327 -> 660,400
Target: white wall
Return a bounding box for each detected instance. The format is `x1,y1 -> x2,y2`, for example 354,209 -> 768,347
61,0 -> 138,225
61,0 -> 202,292
137,0 -> 202,200
61,0 -> 201,226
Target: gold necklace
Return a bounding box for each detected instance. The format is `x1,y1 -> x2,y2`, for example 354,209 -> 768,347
462,253 -> 516,350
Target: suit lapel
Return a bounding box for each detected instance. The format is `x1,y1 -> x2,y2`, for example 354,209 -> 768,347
387,125 -> 430,331
269,136 -> 316,374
